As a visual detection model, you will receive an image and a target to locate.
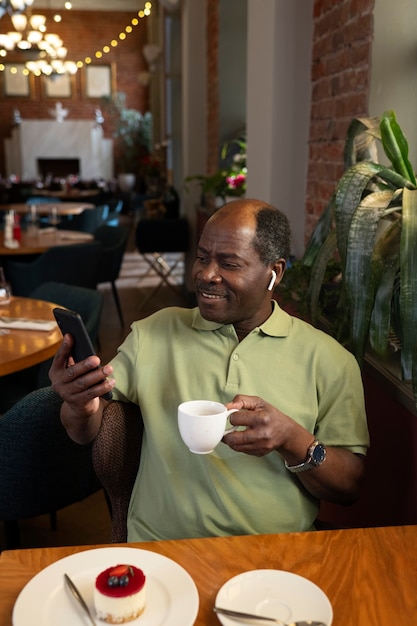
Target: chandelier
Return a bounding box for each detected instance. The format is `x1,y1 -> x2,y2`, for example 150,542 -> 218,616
0,4 -> 77,77
1,2 -> 154,79
0,0 -> 34,20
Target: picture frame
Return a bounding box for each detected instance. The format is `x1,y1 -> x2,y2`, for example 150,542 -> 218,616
3,64 -> 32,98
84,63 -> 115,98
42,73 -> 75,99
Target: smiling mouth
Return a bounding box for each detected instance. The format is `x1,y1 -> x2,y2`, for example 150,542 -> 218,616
199,290 -> 227,300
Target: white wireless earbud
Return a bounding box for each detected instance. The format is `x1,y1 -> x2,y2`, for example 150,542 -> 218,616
267,270 -> 277,291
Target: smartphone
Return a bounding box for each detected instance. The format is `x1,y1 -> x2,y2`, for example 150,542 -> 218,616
53,307 -> 112,400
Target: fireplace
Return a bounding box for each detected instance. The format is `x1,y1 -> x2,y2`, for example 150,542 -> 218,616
4,120 -> 113,180
37,158 -> 80,178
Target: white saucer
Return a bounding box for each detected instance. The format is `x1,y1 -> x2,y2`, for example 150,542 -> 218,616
13,546 -> 199,626
215,569 -> 332,625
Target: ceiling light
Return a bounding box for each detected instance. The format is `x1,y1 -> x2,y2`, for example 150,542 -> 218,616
0,0 -> 34,20
10,13 -> 26,29
29,14 -> 46,30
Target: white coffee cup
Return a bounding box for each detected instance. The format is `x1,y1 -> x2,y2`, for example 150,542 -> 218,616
178,400 -> 238,454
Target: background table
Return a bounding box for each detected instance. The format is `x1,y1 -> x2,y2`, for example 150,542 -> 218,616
32,189 -> 102,202
0,229 -> 93,256
0,525 -> 416,625
0,296 -> 61,376
0,202 -> 95,217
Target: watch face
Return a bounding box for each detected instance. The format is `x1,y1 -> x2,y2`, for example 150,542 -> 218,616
312,443 -> 326,465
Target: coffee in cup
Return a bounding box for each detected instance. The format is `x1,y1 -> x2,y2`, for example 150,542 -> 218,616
178,400 -> 238,454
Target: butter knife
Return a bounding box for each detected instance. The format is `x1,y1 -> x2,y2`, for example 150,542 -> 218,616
64,573 -> 97,626
213,606 -> 326,626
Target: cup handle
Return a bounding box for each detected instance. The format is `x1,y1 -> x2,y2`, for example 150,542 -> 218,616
224,408 -> 239,435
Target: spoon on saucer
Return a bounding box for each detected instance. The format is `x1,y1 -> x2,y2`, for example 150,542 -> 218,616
213,606 -> 326,626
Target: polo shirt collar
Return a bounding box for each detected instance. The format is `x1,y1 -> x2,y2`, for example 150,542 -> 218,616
191,300 -> 291,337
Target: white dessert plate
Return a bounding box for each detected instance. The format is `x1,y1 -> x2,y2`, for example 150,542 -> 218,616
215,569 -> 332,626
13,546 -> 199,626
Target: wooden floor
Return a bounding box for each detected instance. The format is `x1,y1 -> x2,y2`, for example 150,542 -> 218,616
0,215 -> 191,552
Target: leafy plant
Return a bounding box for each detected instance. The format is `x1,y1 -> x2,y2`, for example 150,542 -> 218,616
185,136 -> 247,204
278,257 -> 342,325
101,92 -> 153,173
302,111 -> 417,406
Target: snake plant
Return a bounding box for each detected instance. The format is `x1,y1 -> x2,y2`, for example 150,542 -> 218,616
302,111 -> 417,408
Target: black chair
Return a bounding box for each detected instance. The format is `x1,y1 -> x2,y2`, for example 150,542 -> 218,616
94,224 -> 130,327
0,386 -> 101,549
58,204 -> 108,233
0,282 -> 104,414
26,196 -> 56,204
135,217 -> 189,308
31,281 -> 104,351
105,198 -> 124,226
4,240 -> 103,297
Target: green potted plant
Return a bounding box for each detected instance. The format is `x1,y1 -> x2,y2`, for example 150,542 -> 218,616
101,92 -> 153,191
185,137 -> 247,211
302,111 -> 417,407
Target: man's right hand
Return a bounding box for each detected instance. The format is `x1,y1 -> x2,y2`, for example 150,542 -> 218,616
49,334 -> 115,443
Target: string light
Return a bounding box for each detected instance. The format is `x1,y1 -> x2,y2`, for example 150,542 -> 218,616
0,2 -> 153,76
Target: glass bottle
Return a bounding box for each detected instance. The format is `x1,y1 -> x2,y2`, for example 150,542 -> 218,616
0,267 -> 11,305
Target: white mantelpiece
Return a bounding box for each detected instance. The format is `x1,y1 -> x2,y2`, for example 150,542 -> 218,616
4,120 -> 113,180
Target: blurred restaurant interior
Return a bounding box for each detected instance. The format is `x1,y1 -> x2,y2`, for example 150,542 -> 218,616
0,4 -> 417,620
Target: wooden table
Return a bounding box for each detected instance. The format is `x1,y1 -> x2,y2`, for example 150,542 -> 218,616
0,228 -> 93,256
0,296 -> 61,376
32,189 -> 101,200
0,202 -> 95,217
1,525 -> 416,625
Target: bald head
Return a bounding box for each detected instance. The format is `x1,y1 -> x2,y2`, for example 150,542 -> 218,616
205,198 -> 291,265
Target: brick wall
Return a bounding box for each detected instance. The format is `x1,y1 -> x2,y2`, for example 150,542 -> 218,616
305,0 -> 375,240
0,9 -> 149,177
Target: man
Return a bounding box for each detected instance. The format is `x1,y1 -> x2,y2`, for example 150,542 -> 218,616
50,199 -> 369,541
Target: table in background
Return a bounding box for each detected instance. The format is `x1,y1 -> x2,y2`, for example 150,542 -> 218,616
0,296 -> 61,376
0,525 -> 416,625
0,202 -> 95,217
32,189 -> 101,201
0,229 -> 93,256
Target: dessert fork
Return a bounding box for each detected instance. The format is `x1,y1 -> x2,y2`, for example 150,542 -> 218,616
213,606 -> 326,626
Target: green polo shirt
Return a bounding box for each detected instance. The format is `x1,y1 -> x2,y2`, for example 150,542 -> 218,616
109,301 -> 369,541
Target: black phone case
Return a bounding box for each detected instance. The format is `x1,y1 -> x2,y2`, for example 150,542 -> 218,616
53,308 -> 96,363
53,307 -> 112,400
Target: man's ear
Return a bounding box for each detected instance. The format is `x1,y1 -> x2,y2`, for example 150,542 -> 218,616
273,259 -> 287,287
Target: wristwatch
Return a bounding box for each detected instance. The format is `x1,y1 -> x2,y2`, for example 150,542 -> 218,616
285,439 -> 327,473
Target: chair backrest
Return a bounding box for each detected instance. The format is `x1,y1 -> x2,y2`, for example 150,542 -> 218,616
0,386 -> 100,527
94,224 -> 130,284
105,199 -> 124,226
92,401 -> 143,543
59,205 -> 108,233
136,217 -> 189,253
30,281 -> 103,346
5,241 -> 103,297
26,196 -> 56,204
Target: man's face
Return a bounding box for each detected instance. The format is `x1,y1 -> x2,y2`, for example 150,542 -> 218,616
192,211 -> 276,333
